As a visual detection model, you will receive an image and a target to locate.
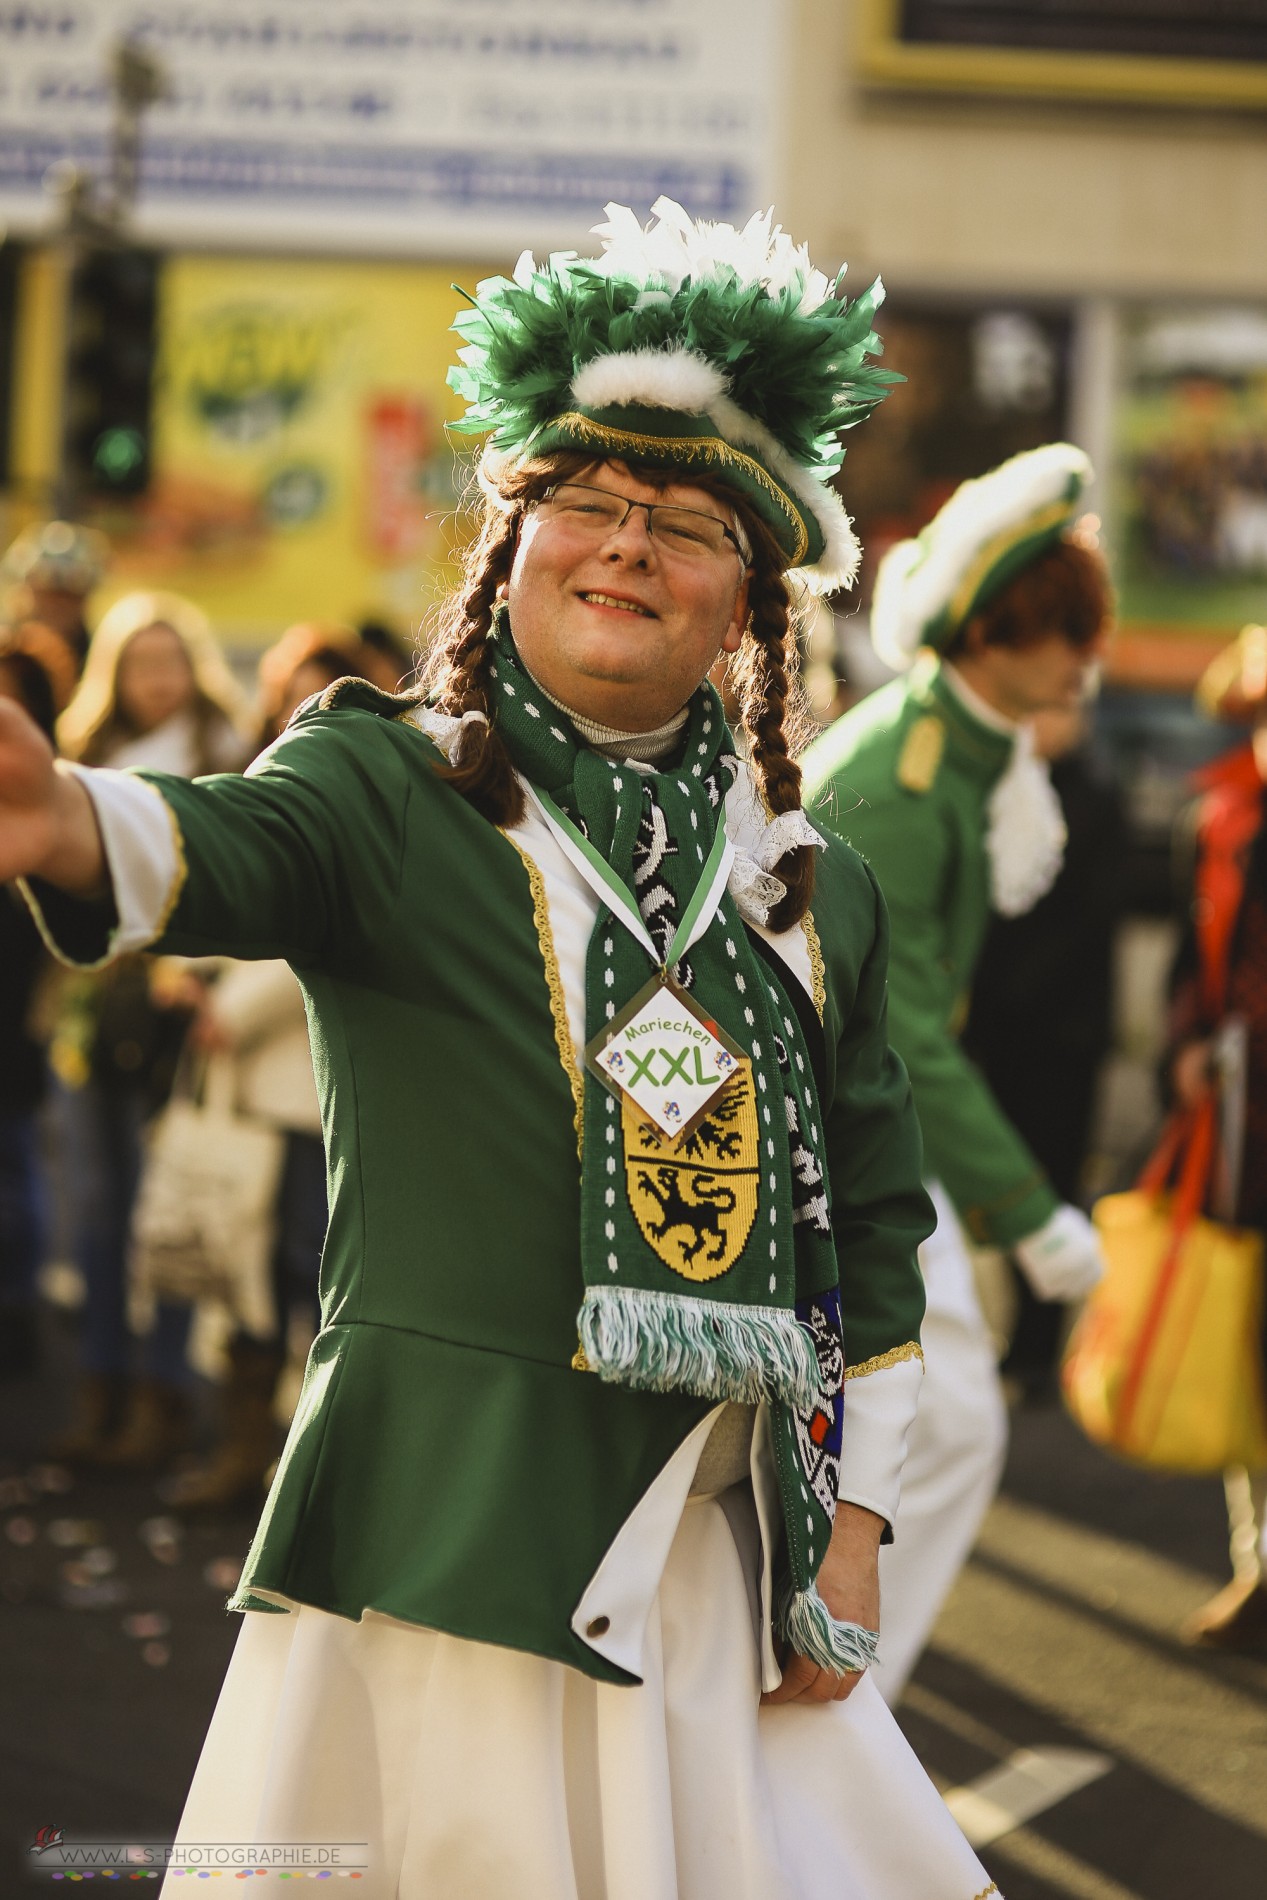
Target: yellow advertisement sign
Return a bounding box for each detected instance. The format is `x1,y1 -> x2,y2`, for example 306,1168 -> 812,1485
112,254 -> 500,645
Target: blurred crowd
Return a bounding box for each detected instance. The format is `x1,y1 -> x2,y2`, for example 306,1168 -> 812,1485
1,512 -> 1265,1652
0,519 -> 414,1514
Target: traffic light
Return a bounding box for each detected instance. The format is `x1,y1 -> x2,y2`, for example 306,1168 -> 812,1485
63,246 -> 159,500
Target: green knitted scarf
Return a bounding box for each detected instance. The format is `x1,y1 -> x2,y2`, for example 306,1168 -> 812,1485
488,616 -> 874,1673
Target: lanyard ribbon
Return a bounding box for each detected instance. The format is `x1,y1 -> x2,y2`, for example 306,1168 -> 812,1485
525,782 -> 734,974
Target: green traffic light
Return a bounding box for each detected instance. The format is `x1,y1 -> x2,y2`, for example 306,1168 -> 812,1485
93,426 -> 146,483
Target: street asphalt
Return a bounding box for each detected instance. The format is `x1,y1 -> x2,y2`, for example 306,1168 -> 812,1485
2,1306 -> 1264,1898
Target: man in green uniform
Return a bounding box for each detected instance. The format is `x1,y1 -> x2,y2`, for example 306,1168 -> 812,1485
804,443 -> 1112,1702
0,203 -> 1000,1898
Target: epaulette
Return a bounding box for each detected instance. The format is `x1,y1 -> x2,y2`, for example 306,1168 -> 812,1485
896,714 -> 945,794
291,677 -> 424,726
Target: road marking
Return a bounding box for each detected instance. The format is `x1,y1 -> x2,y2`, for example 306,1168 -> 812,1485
930,1510 -> 1267,1837
944,1746 -> 1113,1846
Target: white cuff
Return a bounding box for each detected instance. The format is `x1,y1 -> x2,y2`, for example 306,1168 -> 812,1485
22,767 -> 185,968
1013,1202 -> 1104,1302
836,1345 -> 924,1530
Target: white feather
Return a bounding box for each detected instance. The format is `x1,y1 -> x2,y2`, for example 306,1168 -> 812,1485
572,348 -> 727,414
589,197 -> 833,315
532,361 -> 860,593
871,443 -> 1092,669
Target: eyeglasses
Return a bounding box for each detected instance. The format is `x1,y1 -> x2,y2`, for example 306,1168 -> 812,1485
534,483 -> 747,562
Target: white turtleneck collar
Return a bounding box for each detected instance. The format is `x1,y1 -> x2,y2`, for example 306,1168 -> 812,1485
527,669 -> 690,766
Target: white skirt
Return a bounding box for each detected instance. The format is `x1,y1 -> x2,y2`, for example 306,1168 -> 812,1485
163,1491 -> 999,1900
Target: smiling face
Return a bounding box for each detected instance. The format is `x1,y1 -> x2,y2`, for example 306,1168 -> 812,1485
505,461 -> 751,731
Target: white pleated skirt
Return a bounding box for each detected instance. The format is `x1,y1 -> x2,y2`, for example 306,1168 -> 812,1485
163,1491 -> 999,1900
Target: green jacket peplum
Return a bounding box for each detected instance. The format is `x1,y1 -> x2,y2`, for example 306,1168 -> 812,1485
32,685 -> 930,1681
802,655 -> 1059,1248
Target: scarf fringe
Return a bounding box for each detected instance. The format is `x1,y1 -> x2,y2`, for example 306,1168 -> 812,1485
578,1285 -> 822,1410
777,1578 -> 880,1677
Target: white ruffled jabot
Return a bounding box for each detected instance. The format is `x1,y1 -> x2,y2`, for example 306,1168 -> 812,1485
939,666 -> 1067,918
985,723 -> 1067,917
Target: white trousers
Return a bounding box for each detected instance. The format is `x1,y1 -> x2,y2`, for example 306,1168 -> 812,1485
872,1184 -> 1009,1705
160,1487 -> 997,1900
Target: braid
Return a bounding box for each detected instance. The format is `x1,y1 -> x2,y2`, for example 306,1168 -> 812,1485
422,449 -> 604,826
422,503 -> 524,826
731,515 -> 816,932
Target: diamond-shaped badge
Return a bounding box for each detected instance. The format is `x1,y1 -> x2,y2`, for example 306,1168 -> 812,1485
586,976 -> 748,1144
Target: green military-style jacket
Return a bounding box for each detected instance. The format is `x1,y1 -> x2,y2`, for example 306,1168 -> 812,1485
29,686 -> 929,1682
802,653 -> 1059,1247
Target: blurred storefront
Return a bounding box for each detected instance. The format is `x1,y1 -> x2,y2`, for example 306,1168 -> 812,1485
786,1 -> 1267,1177
0,0 -> 781,642
1,4 -> 1264,687
118,255 -> 474,640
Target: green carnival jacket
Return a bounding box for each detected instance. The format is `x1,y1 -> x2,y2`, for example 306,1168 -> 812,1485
802,654 -> 1059,1247
32,686 -> 929,1681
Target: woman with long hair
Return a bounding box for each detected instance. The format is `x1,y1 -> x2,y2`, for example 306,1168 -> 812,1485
60,588 -> 246,773
49,591 -> 248,1467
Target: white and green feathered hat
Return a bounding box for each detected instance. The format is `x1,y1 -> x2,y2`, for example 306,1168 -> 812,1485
447,197 -> 898,594
870,442 -> 1093,671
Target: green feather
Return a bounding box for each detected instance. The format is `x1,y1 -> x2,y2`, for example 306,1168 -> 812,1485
446,254 -> 901,470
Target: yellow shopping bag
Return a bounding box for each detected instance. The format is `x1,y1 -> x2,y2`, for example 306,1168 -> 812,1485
1062,1101 -> 1267,1474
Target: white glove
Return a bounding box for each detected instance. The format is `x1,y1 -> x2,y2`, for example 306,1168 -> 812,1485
1013,1204 -> 1104,1302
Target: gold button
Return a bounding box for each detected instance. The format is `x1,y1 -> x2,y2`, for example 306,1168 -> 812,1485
586,1615 -> 610,1638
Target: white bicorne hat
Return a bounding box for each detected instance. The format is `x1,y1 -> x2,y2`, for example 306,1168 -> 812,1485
871,442 -> 1093,671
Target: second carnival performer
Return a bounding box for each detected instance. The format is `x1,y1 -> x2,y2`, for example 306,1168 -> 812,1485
0,203 -> 999,1897
804,446 -> 1112,1701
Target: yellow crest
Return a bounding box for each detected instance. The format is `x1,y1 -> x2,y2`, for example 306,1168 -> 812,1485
897,715 -> 945,793
623,1070 -> 760,1282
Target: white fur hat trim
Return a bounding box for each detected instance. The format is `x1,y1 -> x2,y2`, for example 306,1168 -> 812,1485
563,353 -> 861,595
572,348 -> 727,414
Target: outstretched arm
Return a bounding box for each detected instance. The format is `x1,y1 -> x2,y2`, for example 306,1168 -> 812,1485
0,699 -> 106,894
7,695 -> 416,975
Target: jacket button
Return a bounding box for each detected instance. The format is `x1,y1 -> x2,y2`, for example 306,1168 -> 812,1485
586,1615 -> 610,1638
